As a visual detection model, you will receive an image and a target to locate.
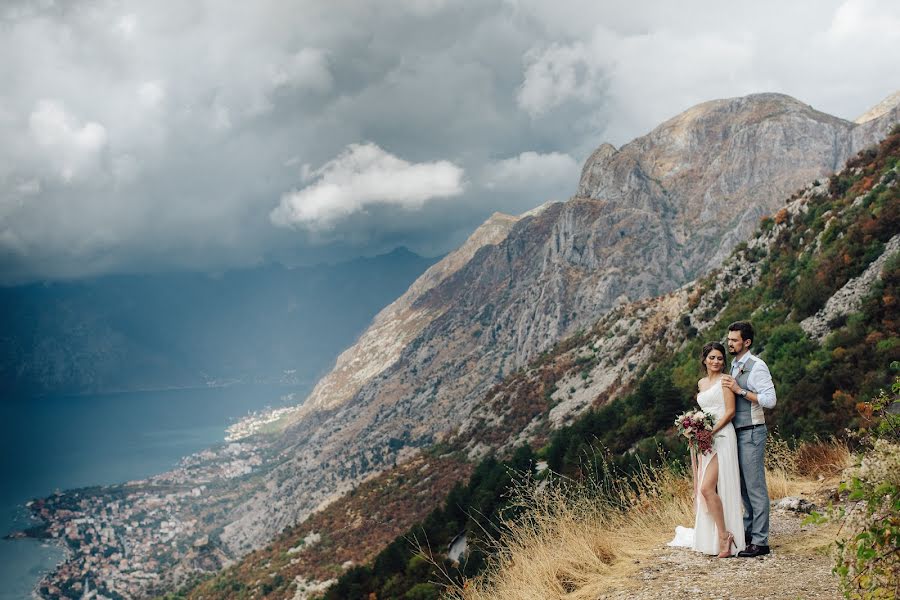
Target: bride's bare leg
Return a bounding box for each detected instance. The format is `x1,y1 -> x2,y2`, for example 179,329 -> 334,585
700,454 -> 729,551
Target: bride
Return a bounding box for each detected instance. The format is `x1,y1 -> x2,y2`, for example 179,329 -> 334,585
671,341 -> 747,557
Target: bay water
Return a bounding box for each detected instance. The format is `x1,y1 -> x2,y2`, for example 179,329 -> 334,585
0,383 -> 309,599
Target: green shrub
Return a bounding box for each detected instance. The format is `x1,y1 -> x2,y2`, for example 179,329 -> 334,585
833,437 -> 900,599
404,583 -> 442,600
827,369 -> 900,599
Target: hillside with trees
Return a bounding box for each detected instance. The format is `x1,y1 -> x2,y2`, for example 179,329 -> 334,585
165,128 -> 899,599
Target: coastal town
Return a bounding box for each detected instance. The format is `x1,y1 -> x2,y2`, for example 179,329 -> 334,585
13,437 -> 272,599
225,404 -> 302,441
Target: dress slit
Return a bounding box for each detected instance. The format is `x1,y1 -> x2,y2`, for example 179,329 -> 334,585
695,448 -> 718,514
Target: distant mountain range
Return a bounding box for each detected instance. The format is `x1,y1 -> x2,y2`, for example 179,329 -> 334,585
0,248 -> 437,396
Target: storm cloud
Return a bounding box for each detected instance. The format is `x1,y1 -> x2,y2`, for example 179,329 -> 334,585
270,143 -> 466,233
0,0 -> 898,283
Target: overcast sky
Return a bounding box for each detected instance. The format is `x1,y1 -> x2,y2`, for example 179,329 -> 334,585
1,0 -> 898,284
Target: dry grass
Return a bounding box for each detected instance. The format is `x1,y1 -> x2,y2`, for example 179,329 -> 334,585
446,460 -> 693,600
766,437 -> 851,499
446,439 -> 851,600
778,517 -> 843,556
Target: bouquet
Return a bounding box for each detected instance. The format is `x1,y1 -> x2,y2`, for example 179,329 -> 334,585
675,409 -> 717,454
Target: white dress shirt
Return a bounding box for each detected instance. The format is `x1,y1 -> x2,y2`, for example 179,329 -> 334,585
732,351 -> 777,410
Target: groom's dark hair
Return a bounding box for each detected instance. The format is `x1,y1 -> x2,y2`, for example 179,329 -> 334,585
728,321 -> 754,346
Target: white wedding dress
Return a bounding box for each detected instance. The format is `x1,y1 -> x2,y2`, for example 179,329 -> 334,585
669,381 -> 746,556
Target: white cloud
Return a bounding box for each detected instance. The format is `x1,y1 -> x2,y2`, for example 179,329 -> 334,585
1,0 -> 899,283
138,81 -> 166,109
114,14 -> 138,38
828,0 -> 900,39
28,100 -> 107,181
486,151 -> 579,191
271,143 -> 465,230
29,100 -> 106,151
268,49 -> 333,93
211,100 -> 232,131
16,178 -> 42,196
517,42 -> 605,117
517,24 -> 762,145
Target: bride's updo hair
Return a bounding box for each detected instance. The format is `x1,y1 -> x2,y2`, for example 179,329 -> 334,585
700,341 -> 727,374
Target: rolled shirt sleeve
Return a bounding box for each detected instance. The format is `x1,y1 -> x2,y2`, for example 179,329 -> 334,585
748,360 -> 777,409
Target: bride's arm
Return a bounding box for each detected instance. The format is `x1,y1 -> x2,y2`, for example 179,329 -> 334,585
711,387 -> 736,434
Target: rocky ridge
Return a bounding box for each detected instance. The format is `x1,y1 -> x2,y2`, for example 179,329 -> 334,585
302,212 -> 520,414
801,233 -> 900,340
577,93 -> 898,273
217,93 -> 900,553
460,176 -> 820,454
305,93 -> 900,434
466,163 -> 899,457
855,90 -> 900,124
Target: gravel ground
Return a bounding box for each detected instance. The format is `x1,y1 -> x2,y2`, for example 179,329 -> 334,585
596,505 -> 841,600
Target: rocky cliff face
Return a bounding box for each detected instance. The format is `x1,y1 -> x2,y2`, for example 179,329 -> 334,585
577,93 -> 899,275
299,94 -> 900,426
465,178 -> 836,453
216,92 -> 900,553
855,90 -> 900,124
301,212 -> 520,414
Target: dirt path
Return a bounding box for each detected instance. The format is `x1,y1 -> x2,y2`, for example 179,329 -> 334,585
596,503 -> 842,600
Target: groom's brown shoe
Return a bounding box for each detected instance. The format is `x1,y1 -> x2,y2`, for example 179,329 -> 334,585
737,544 -> 770,557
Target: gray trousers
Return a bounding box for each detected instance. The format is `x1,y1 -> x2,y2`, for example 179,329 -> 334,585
736,424 -> 770,545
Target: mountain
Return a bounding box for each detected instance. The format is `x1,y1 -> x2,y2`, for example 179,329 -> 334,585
180,109 -> 900,600
22,92 -> 900,599
308,92 -> 900,420
217,92 -> 900,553
0,248 -> 437,396
302,212 -> 520,414
855,90 -> 900,124
579,93 -> 877,272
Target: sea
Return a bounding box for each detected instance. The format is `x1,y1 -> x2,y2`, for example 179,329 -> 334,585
0,383 -> 309,600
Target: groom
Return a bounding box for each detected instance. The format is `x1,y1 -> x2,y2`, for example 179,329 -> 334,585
721,321 -> 777,558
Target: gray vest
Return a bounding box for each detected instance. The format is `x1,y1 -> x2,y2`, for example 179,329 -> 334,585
732,357 -> 758,428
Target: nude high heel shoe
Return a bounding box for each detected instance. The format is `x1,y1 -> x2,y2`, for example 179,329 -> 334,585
717,532 -> 736,558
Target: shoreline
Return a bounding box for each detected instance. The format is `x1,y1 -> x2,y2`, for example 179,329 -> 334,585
7,436 -> 273,598
0,504 -> 72,600
22,379 -> 311,401
4,394 -> 305,599
31,536 -> 72,600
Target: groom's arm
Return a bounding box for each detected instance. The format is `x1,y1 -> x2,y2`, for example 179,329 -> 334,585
746,362 -> 777,409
